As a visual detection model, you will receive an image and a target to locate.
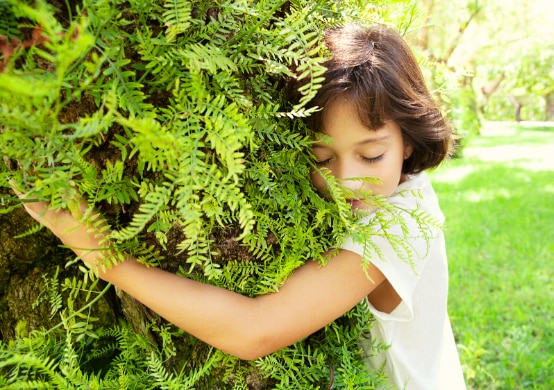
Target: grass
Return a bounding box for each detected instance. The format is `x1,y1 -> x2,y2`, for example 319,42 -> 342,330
429,121 -> 554,389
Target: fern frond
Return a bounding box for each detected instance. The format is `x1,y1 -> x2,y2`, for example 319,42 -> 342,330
0,354 -> 65,389
176,43 -> 238,73
163,0 -> 192,41
13,223 -> 44,238
0,2 -> 20,39
110,181 -> 174,241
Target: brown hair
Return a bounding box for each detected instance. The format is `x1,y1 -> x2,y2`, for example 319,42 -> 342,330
300,24 -> 454,174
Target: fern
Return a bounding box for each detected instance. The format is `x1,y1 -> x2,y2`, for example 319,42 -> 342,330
13,223 -> 44,238
0,1 -> 20,40
31,269 -> 63,320
110,181 -> 174,241
146,351 -> 180,389
162,0 -> 192,41
0,0 -> 427,388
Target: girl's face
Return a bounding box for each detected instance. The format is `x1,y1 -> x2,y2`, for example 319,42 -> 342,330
311,97 -> 413,210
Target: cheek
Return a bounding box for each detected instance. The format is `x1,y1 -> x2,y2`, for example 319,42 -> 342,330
310,170 -> 327,194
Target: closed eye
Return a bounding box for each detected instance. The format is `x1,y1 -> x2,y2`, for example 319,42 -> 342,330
362,154 -> 385,164
315,158 -> 331,167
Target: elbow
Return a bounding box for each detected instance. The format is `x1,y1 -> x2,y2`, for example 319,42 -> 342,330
229,331 -> 284,361
236,350 -> 267,361
215,300 -> 299,361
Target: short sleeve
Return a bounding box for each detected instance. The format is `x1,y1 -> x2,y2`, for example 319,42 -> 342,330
342,218 -> 435,321
340,174 -> 444,321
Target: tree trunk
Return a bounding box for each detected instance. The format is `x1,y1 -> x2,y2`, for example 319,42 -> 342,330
0,189 -> 278,387
545,93 -> 554,121
0,193 -> 118,340
0,1 -> 391,388
508,95 -> 523,122
479,73 -> 505,114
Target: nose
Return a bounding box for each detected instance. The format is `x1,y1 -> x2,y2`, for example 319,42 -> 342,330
333,161 -> 361,192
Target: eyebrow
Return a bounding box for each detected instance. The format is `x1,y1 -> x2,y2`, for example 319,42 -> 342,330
312,135 -> 390,148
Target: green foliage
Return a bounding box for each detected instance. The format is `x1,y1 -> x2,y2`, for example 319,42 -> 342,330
0,313 -> 197,389
0,0 -> 429,388
0,268 -> 390,389
480,38 -> 554,121
449,81 -> 482,153
0,0 -> 20,39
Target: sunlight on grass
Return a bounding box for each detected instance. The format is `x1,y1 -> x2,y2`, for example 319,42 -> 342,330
458,121 -> 554,171
463,188 -> 513,202
429,122 -> 554,389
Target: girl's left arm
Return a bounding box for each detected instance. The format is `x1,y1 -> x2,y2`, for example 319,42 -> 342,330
19,197 -> 386,360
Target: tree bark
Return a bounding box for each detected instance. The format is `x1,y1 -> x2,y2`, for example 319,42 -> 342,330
508,95 -> 523,122
545,93 -> 554,121
0,193 -> 118,340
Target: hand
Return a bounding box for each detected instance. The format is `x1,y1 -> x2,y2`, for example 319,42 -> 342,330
12,185 -> 111,270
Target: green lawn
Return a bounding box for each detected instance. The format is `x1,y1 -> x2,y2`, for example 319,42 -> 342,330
429,122 -> 554,389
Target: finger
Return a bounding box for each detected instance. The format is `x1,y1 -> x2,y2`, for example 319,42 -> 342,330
9,179 -> 24,198
10,181 -> 99,233
9,180 -> 46,211
22,199 -> 51,216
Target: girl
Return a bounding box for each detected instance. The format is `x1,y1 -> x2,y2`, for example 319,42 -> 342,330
17,24 -> 465,389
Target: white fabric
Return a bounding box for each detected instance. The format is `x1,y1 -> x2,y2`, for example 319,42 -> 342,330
341,172 -> 466,389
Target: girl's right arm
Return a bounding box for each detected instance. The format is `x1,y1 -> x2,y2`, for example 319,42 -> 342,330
20,197 -> 388,360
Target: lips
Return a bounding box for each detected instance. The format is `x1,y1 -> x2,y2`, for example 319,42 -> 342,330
347,199 -> 365,208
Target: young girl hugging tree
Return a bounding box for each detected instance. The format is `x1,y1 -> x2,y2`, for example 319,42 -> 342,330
15,24 -> 466,389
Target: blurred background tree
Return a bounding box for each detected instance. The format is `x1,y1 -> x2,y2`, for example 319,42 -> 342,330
406,0 -> 554,141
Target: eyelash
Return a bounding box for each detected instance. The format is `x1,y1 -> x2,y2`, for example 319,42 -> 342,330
362,154 -> 385,164
315,159 -> 331,167
315,154 -> 385,167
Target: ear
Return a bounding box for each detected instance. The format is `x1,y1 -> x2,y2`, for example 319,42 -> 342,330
403,144 -> 413,160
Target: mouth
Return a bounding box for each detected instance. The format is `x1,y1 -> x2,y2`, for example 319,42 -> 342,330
347,199 -> 365,209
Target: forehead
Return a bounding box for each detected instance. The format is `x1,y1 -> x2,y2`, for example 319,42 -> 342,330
320,94 -> 387,133
312,131 -> 390,147
312,126 -> 399,156
320,96 -> 359,130
315,98 -> 394,143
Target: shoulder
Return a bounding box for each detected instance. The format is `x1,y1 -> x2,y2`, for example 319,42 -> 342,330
342,172 -> 445,279
385,172 -> 445,231
391,173 -> 440,209
363,172 -> 444,240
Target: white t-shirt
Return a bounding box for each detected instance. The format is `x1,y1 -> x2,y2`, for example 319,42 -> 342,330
341,172 -> 466,389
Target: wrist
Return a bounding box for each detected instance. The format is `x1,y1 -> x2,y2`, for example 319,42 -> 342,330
57,218 -> 113,272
